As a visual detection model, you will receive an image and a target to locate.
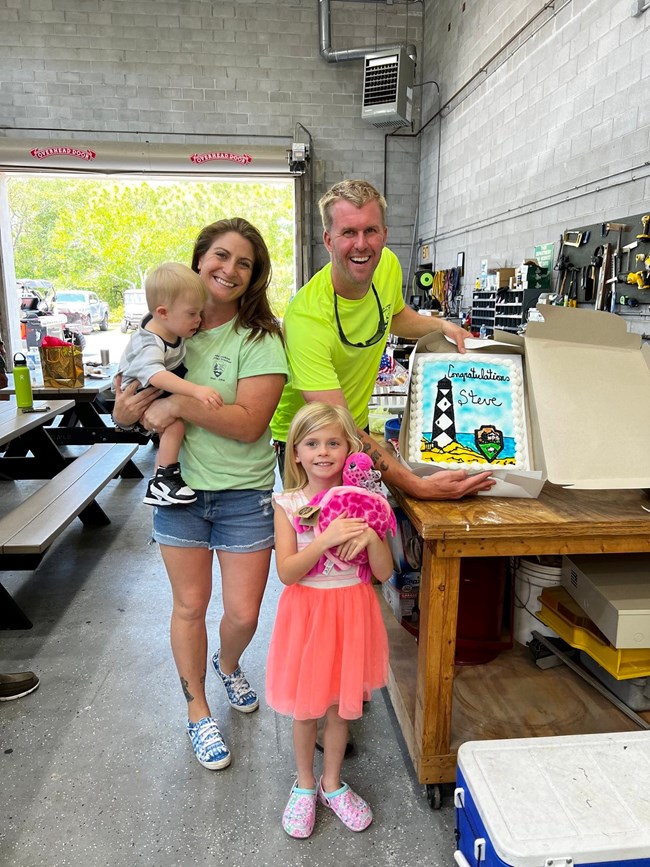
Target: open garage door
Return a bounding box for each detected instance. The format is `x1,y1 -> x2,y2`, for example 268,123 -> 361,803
0,138 -> 306,358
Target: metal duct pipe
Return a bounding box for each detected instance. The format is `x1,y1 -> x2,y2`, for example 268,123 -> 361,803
318,0 -> 416,63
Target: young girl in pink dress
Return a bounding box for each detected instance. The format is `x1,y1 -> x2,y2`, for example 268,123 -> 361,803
266,402 -> 394,839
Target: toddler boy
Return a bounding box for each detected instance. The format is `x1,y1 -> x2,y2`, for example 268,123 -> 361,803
115,262 -> 222,505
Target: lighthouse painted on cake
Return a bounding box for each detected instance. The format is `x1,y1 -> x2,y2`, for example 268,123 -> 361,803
431,376 -> 456,449
410,353 -> 529,469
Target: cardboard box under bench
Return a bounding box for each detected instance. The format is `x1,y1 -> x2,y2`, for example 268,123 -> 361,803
561,553 -> 650,648
382,580 -> 418,620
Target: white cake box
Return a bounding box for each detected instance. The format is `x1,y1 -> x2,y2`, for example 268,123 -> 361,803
398,307 -> 650,498
398,331 -> 545,498
455,731 -> 650,866
561,554 -> 650,649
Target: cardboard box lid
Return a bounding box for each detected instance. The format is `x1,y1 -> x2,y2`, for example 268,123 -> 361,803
521,306 -> 650,490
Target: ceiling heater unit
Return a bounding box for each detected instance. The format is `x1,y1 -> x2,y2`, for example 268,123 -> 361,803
361,48 -> 415,129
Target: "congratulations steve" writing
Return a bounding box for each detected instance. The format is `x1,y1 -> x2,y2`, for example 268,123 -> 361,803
446,363 -> 510,383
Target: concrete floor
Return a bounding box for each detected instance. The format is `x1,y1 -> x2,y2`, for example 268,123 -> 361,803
0,443 -> 457,867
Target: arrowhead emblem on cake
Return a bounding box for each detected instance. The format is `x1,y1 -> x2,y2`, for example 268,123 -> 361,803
474,425 -> 504,462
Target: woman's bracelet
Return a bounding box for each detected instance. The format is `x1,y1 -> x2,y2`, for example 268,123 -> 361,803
111,414 -> 137,432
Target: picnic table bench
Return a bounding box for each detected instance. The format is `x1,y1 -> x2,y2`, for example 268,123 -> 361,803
0,440 -> 138,628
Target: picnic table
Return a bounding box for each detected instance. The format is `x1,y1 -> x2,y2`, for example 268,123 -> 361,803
1,368 -> 147,478
0,397 -> 138,628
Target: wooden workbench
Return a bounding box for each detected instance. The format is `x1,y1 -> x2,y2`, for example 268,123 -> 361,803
384,484 -> 650,795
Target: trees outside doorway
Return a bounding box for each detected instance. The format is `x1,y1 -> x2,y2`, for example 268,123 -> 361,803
8,175 -> 295,321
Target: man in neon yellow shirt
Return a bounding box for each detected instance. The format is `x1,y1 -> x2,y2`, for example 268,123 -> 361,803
272,179 -> 495,501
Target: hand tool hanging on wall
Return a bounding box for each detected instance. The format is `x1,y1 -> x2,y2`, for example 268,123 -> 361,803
553,234 -> 570,300
601,222 -> 629,274
581,265 -> 593,302
563,230 -> 583,247
554,234 -> 569,271
637,214 -> 650,241
552,265 -> 570,304
622,241 -> 638,272
606,284 -> 617,313
589,246 -> 603,303
562,229 -> 590,248
594,243 -> 611,311
564,267 -> 578,307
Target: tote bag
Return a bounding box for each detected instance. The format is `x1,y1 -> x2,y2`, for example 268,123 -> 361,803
39,344 -> 84,388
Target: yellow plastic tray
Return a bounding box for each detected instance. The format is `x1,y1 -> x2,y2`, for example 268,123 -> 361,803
537,587 -> 650,680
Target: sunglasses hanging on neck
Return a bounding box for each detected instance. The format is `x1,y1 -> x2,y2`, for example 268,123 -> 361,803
333,283 -> 387,348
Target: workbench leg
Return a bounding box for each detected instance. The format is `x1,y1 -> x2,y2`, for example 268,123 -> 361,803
414,546 -> 461,784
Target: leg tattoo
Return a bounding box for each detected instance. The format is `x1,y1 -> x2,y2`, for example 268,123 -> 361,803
180,676 -> 194,704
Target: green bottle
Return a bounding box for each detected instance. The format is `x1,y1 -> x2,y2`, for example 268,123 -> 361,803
13,352 -> 33,411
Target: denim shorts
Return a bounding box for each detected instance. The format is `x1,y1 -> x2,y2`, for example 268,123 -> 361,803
152,489 -> 274,553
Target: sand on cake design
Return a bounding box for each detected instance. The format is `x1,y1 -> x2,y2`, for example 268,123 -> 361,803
408,353 -> 529,469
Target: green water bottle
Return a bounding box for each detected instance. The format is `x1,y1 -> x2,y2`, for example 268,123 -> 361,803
13,352 -> 33,411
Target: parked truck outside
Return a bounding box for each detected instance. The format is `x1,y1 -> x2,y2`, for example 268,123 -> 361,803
55,290 -> 110,334
120,289 -> 148,333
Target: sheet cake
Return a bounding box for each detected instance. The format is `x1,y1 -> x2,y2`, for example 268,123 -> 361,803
408,353 -> 529,469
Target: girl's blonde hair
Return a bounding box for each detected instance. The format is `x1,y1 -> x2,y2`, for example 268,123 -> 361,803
145,262 -> 208,311
283,402 -> 362,491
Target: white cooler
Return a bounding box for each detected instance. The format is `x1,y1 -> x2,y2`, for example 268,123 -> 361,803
455,731 -> 650,866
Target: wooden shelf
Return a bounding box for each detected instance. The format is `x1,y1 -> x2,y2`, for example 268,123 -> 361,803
380,589 -> 650,782
451,644 -> 648,749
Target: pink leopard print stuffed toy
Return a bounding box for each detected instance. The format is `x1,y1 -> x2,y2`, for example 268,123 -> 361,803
295,453 -> 396,583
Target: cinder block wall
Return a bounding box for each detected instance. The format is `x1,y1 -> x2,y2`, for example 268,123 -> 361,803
0,0 -> 422,281
418,0 -> 650,331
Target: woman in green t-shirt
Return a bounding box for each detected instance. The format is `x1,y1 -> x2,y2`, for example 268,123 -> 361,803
113,218 -> 287,771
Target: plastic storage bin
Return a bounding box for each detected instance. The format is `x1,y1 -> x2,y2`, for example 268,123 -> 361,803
455,731 -> 650,866
537,586 -> 650,679
579,651 -> 650,711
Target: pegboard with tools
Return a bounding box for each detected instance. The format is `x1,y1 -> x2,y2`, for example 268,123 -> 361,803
551,211 -> 650,312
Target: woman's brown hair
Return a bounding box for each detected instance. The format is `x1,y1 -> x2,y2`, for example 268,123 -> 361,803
191,217 -> 282,342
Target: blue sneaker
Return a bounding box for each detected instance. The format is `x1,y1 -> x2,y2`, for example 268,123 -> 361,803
212,650 -> 259,713
186,716 -> 231,770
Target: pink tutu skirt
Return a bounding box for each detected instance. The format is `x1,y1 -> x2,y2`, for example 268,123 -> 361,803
266,582 -> 389,721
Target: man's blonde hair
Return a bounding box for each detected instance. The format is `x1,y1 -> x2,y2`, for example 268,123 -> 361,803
145,262 -> 208,312
318,179 -> 387,233
283,402 -> 363,491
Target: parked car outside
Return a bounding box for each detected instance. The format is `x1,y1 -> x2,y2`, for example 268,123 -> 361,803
16,279 -> 68,347
120,289 -> 148,333
55,290 -> 109,334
